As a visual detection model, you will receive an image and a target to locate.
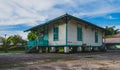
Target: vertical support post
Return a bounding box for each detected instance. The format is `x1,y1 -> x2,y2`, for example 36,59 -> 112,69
64,46 -> 69,53
51,47 -> 56,53
36,47 -> 39,53
77,46 -> 82,52
36,30 -> 40,53
102,32 -> 105,45
65,14 -> 69,53
65,14 -> 68,47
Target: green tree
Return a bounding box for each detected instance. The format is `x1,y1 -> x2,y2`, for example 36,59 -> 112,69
105,26 -> 120,38
10,35 -> 22,47
0,36 -> 11,53
21,39 -> 27,46
27,31 -> 37,41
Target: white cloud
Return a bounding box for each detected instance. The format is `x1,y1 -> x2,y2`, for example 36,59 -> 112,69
0,0 -> 72,26
0,0 -> 120,40
72,0 -> 120,18
0,31 -> 28,40
107,16 -> 114,19
0,16 -> 48,26
103,25 -> 120,30
0,0 -> 120,26
0,0 -> 72,40
115,25 -> 120,30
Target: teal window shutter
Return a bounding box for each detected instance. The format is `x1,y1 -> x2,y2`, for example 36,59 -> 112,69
77,27 -> 82,41
53,26 -> 59,41
95,32 -> 98,43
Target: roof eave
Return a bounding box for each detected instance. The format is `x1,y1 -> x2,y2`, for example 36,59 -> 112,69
24,13 -> 106,32
67,14 -> 106,31
24,14 -> 68,32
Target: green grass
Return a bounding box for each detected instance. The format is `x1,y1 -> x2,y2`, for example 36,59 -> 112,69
59,48 -> 64,52
0,63 -> 25,69
0,50 -> 25,53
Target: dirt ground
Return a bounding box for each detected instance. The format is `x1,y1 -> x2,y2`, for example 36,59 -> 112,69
0,50 -> 120,70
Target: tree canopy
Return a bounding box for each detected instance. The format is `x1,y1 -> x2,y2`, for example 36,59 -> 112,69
27,31 -> 37,41
0,36 -> 11,52
9,35 -> 23,46
0,34 -> 26,52
105,26 -> 120,38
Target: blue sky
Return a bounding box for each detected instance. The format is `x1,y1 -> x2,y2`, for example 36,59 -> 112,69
0,0 -> 120,39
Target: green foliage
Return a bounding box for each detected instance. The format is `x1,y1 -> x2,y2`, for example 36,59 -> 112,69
27,31 -> 37,41
0,36 -> 11,53
20,39 -> 27,46
105,26 -> 120,38
9,35 -> 22,46
0,35 -> 26,53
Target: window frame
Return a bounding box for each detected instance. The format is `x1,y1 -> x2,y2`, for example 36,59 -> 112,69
77,24 -> 82,41
95,31 -> 98,43
53,25 -> 59,41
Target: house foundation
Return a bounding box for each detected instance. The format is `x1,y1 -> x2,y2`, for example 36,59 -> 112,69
51,47 -> 56,53
77,46 -> 82,52
64,46 -> 69,53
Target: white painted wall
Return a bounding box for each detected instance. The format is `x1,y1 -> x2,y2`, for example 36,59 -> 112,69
82,25 -> 103,46
47,19 -> 103,47
48,22 -> 66,45
67,21 -> 82,45
68,20 -> 103,46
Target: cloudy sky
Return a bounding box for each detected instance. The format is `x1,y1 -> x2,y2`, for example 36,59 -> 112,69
0,0 -> 120,40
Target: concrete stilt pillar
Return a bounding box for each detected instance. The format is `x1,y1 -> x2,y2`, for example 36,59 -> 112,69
90,46 -> 93,52
51,47 -> 56,53
64,46 -> 69,53
36,46 -> 39,53
77,47 -> 82,52
36,46 -> 39,50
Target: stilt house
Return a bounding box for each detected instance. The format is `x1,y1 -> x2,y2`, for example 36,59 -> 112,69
24,14 -> 106,53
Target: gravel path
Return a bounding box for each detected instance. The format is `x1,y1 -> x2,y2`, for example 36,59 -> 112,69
0,50 -> 120,70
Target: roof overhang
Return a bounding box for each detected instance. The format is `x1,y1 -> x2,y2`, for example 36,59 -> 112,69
24,13 -> 106,32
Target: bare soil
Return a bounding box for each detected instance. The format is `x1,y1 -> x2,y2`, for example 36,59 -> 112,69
0,50 -> 120,70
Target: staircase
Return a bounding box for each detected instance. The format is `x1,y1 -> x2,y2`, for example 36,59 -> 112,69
25,39 -> 48,53
25,46 -> 39,53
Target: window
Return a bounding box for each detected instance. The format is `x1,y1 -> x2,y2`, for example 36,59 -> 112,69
77,25 -> 82,41
53,25 -> 59,41
95,32 -> 98,43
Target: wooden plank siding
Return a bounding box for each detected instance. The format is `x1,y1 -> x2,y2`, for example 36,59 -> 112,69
25,14 -> 105,47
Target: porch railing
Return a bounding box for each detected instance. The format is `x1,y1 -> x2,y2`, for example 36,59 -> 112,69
27,39 -> 48,47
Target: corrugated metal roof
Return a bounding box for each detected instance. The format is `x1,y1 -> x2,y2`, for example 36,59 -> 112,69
105,38 -> 120,44
24,13 -> 106,32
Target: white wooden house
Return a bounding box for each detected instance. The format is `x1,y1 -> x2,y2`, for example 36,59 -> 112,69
24,14 -> 106,53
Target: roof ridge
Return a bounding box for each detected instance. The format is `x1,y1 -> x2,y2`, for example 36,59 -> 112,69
24,13 -> 106,32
